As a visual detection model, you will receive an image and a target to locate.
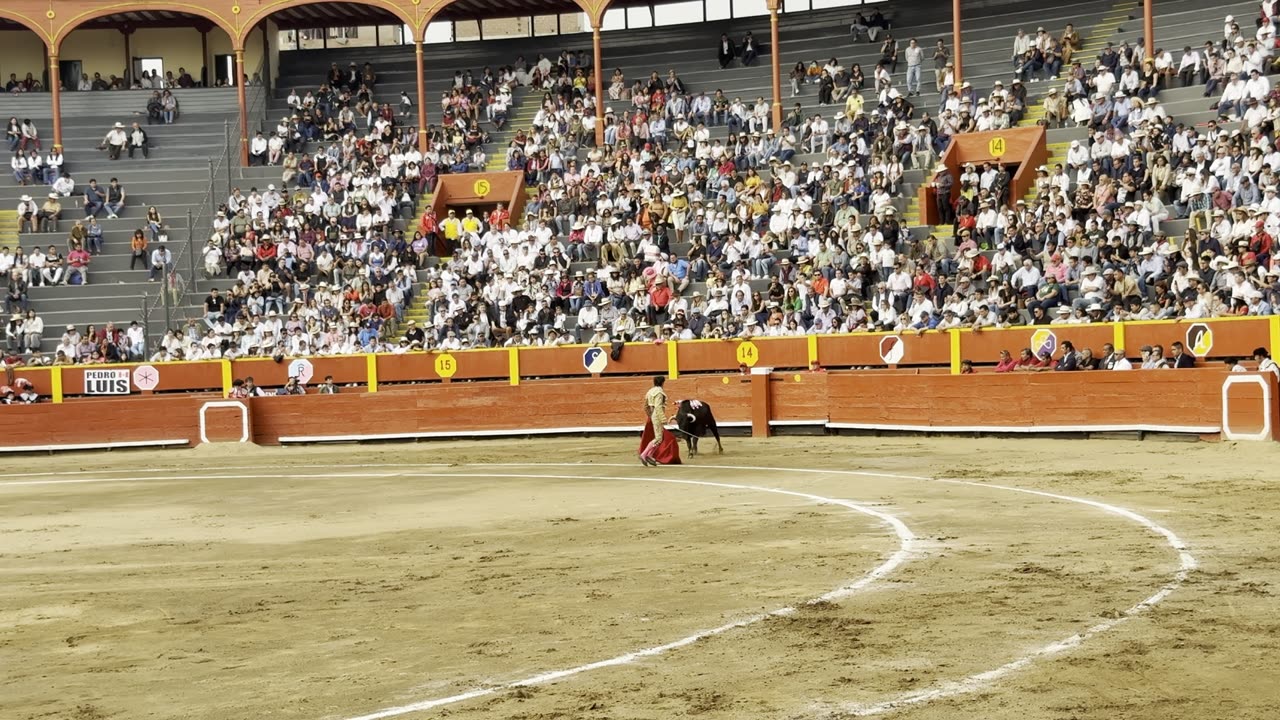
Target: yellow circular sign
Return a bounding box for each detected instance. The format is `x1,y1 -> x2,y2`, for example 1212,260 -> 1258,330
736,341 -> 759,368
988,136 -> 1007,158
434,353 -> 458,379
473,179 -> 491,197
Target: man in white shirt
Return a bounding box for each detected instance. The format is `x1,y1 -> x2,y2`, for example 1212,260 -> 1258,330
1254,347 -> 1280,379
51,173 -> 74,197
1093,67 -> 1117,96
807,115 -> 830,153
249,131 -> 269,166
1245,68 -> 1271,103
904,38 -> 924,96
100,122 -> 127,160
1177,46 -> 1202,87
1012,30 -> 1032,64
1011,258 -> 1042,293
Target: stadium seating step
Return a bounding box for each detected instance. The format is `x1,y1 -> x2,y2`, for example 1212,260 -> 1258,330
484,89 -> 541,172
1018,0 -> 1139,128
0,210 -> 17,248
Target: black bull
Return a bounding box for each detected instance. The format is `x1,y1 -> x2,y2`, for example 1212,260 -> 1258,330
675,400 -> 723,457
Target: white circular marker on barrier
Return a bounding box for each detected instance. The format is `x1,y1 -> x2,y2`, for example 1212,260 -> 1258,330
287,358 -> 315,384
131,364 -> 160,391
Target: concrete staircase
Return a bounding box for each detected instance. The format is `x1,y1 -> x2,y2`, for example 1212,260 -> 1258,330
484,91 -> 540,172
0,210 -> 17,249
1021,0 -> 1139,127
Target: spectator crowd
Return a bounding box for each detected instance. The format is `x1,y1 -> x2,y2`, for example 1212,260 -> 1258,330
11,2 -> 1280,374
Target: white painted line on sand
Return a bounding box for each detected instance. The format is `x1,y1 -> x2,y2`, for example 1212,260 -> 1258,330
834,476 -> 1197,717
498,463 -> 1196,718
6,460 -> 1197,717
338,470 -> 916,720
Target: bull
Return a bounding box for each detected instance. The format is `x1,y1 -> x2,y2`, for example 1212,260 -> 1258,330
675,399 -> 723,458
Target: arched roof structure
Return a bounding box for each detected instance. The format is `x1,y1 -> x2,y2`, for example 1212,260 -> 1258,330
0,0 -> 657,48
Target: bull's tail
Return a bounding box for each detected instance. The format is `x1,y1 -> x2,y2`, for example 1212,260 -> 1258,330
705,407 -> 723,452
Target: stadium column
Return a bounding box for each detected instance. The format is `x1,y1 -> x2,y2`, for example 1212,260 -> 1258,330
952,0 -> 964,87
49,51 -> 62,151
415,40 -> 428,154
1144,0 -> 1154,59
122,28 -> 133,87
768,0 -> 782,132
235,48 -> 249,166
593,22 -> 605,147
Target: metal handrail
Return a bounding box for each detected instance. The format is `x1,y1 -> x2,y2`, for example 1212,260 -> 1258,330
246,57 -> 269,133
142,114 -> 235,335
238,56 -> 268,182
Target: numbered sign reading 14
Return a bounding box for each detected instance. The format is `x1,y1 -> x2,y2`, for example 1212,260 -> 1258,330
434,353 -> 457,378
736,341 -> 759,367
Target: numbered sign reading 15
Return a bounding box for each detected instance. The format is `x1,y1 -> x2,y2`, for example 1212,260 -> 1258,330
434,353 -> 457,378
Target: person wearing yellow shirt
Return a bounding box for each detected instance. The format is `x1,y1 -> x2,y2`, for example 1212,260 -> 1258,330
844,91 -> 864,118
461,208 -> 483,235
670,190 -> 690,243
440,209 -> 462,255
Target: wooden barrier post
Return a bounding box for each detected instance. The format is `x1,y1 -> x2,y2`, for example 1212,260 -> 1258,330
807,335 -> 819,367
949,330 -> 962,375
1264,373 -> 1280,442
220,359 -> 233,398
50,366 -> 63,404
508,348 -> 520,386
366,354 -> 379,393
666,341 -> 679,379
750,367 -> 772,438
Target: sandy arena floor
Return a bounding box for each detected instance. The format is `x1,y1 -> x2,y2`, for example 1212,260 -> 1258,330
1,436 -> 1278,720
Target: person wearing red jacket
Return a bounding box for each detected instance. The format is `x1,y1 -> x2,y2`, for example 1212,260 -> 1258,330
994,349 -> 1019,373
1250,222 -> 1273,269
255,239 -> 278,265
487,203 -> 509,229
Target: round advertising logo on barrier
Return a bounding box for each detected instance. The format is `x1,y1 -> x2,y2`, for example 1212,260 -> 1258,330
1031,329 -> 1058,358
287,358 -> 315,384
879,336 -> 905,364
1186,323 -> 1214,357
131,364 -> 160,391
583,347 -> 609,373
435,353 -> 458,378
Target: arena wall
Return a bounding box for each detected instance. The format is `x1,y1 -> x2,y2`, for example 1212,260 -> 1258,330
3,318 -> 1278,450
0,368 -> 1274,451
